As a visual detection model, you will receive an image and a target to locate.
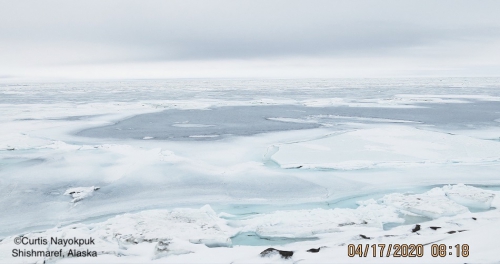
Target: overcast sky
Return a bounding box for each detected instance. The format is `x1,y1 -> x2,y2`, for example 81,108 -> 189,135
1,0 -> 500,79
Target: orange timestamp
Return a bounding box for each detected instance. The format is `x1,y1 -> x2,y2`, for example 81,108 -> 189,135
347,243 -> 469,258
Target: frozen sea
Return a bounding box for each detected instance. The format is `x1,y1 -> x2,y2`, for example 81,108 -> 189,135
1,78 -> 500,263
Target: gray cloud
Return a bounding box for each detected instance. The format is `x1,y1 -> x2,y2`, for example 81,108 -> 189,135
1,0 -> 500,77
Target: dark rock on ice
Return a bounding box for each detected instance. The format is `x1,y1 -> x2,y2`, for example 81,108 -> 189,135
260,248 -> 294,259
307,247 -> 322,253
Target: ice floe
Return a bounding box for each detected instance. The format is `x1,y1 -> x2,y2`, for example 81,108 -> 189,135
64,186 -> 100,203
100,205 -> 235,248
270,126 -> 500,170
239,201 -> 402,238
0,205 -> 235,263
381,187 -> 469,219
443,184 -> 496,209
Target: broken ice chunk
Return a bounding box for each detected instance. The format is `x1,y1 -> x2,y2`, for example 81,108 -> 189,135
240,202 -> 402,238
382,188 -> 469,218
153,238 -> 195,259
110,205 -> 235,248
443,184 -> 496,209
64,186 -> 100,203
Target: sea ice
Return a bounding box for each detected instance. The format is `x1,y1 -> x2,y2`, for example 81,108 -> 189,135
381,187 -> 469,218
0,205 -> 235,263
102,205 -> 235,248
0,133 -> 51,151
2,79 -> 500,263
153,238 -> 200,259
239,201 -> 402,238
270,125 -> 500,170
64,186 -> 100,203
443,183 -> 496,209
1,185 -> 499,263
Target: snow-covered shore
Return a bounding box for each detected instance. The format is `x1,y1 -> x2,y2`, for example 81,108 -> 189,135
1,184 -> 498,263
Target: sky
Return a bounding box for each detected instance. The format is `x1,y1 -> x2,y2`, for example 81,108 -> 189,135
1,0 -> 500,79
